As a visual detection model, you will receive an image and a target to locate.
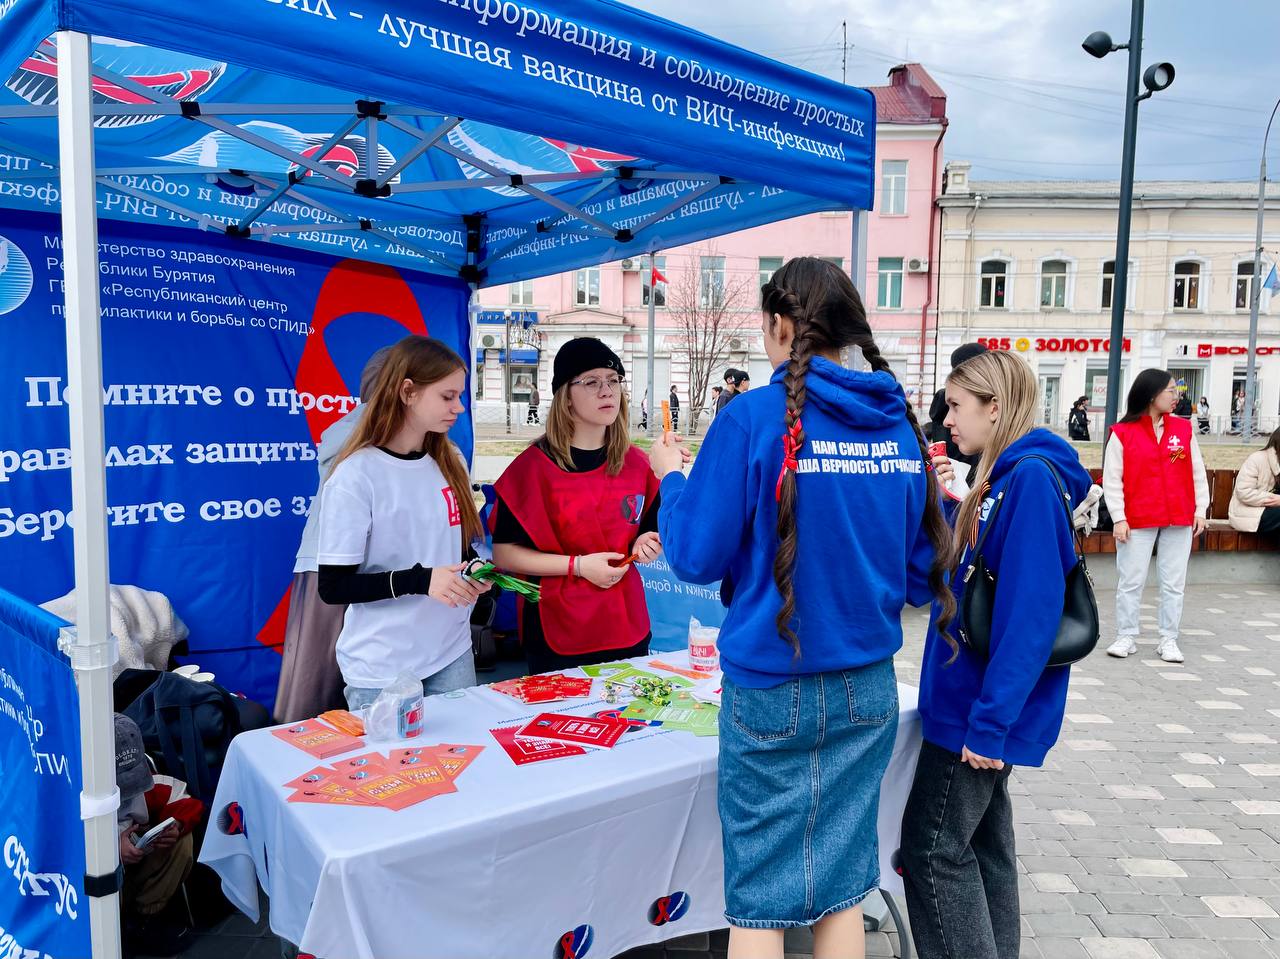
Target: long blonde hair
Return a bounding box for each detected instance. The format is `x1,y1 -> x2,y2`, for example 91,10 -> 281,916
946,351 -> 1039,569
333,335 -> 483,543
542,384 -> 632,476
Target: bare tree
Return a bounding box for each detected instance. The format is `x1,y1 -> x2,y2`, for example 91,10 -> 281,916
665,245 -> 755,434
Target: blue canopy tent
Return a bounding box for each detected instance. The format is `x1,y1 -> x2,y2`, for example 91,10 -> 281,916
0,2 -> 876,955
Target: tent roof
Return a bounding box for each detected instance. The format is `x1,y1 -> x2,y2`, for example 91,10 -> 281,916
0,0 -> 877,285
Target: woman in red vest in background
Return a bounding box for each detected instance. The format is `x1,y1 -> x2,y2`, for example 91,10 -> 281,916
491,338 -> 663,673
1104,369 -> 1209,664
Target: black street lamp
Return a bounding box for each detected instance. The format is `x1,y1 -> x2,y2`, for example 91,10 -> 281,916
1084,2 -> 1175,444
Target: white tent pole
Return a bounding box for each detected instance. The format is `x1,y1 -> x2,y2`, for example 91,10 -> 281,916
56,29 -> 123,959
849,209 -> 869,371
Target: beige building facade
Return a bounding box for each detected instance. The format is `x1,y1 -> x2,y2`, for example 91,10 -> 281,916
937,163 -> 1280,434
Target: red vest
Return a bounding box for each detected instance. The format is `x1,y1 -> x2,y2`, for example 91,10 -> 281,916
1111,415 -> 1196,529
494,445 -> 659,656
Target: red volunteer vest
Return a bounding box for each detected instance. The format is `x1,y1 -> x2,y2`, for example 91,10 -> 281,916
1110,415 -> 1196,529
494,445 -> 660,655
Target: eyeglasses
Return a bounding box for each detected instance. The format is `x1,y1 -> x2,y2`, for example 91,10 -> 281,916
570,376 -> 624,394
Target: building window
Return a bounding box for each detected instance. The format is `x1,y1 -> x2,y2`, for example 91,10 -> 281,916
475,363 -> 484,400
575,267 -> 600,307
1236,261 -> 1257,310
758,256 -> 783,291
1101,260 -> 1116,310
1084,367 -> 1113,410
1040,260 -> 1068,309
700,255 -> 725,308
980,260 -> 1008,309
877,258 -> 904,309
642,255 -> 667,307
1173,261 -> 1201,310
509,279 -> 534,307
881,160 -> 908,215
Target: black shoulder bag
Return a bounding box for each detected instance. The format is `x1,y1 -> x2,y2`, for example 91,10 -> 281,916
958,455 -> 1100,668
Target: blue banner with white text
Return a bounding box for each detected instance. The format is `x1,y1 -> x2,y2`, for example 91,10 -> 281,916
0,587 -> 88,959
0,211 -> 472,708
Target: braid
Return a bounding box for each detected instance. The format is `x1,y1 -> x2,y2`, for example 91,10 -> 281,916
855,336 -> 959,660
773,321 -> 819,656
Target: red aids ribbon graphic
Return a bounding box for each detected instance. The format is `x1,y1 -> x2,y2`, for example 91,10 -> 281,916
654,896 -> 673,925
774,418 -> 805,502
560,931 -> 578,959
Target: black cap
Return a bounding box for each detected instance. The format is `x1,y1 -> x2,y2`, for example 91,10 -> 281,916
950,342 -> 989,369
552,338 -> 625,393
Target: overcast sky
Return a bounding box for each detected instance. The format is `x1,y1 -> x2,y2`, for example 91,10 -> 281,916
625,0 -> 1280,183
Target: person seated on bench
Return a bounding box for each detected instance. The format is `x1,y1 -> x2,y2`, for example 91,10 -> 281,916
1229,427 -> 1280,536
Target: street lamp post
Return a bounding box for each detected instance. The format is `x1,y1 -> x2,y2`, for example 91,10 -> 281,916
1242,98 -> 1280,442
1083,2 -> 1175,444
503,308 -> 512,432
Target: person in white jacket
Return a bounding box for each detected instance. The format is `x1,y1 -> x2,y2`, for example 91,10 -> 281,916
1229,430 -> 1280,534
1103,369 -> 1209,665
273,346 -> 390,722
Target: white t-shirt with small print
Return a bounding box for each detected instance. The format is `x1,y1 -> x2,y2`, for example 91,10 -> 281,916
318,447 -> 471,688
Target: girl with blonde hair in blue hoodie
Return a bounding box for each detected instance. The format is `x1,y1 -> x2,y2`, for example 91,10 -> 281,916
650,257 -> 955,959
901,350 -> 1092,959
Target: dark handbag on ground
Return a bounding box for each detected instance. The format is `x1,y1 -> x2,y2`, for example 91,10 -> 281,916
116,669 -> 245,801
958,455 -> 1100,668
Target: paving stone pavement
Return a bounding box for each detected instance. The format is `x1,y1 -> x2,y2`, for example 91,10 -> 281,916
166,583 -> 1280,959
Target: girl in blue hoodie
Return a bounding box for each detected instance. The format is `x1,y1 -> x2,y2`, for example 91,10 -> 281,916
650,257 -> 955,958
901,351 -> 1093,959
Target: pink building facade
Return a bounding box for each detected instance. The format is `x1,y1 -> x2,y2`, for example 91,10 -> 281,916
475,64 -> 947,425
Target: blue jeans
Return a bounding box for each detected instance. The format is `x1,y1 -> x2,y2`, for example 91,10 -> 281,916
343,649 -> 476,712
718,660 -> 898,927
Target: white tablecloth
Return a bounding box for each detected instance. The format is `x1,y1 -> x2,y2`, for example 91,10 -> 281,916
199,659 -> 922,959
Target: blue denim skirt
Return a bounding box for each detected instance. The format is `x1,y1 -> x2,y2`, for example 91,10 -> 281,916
718,658 -> 898,928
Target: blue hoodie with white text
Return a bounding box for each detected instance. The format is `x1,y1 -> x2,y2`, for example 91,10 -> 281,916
658,357 -> 936,688
918,428 -> 1093,767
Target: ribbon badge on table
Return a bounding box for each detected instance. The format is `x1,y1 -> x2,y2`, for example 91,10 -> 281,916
774,418 -> 805,502
555,924 -> 594,959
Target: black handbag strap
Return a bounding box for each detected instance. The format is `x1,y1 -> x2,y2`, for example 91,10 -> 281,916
966,455 -> 1084,572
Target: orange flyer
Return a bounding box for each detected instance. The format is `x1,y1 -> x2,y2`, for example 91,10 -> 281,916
347,771 -> 439,811
272,720 -> 364,759
430,744 -> 484,780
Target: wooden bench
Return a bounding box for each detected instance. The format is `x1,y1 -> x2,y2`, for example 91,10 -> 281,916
1081,468 -> 1280,554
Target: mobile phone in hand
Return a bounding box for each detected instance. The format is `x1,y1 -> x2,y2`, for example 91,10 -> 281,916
133,816 -> 177,850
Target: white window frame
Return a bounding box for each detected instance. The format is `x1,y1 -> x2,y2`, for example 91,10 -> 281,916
880,159 -> 908,216
1235,258 -> 1260,312
758,256 -> 784,292
1100,258 -> 1138,312
1037,254 -> 1075,311
642,255 -> 667,308
575,266 -> 601,307
508,279 -> 534,307
977,256 -> 1013,310
1171,258 -> 1207,312
877,257 -> 904,310
700,255 -> 726,309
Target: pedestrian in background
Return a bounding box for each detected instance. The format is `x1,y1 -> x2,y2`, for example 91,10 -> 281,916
1197,396 -> 1210,436
669,385 -> 681,432
1068,396 -> 1091,442
527,383 -> 541,425
1104,369 -> 1209,664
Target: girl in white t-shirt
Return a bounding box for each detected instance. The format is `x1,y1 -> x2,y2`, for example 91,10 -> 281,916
317,335 -> 489,709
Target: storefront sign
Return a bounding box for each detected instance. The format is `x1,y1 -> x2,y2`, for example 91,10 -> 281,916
1197,344 -> 1280,358
978,337 -> 1131,354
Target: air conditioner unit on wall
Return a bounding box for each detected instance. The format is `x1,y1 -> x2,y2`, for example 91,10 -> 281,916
907,257 -> 929,274
729,337 -> 745,351
620,258 -> 640,271
481,334 -> 498,348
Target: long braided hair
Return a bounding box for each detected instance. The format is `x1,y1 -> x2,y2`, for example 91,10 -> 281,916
762,257 -> 957,657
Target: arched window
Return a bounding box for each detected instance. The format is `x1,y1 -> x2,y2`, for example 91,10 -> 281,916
1236,261 -> 1257,310
980,260 -> 1007,308
1040,260 -> 1068,309
1173,261 -> 1201,310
